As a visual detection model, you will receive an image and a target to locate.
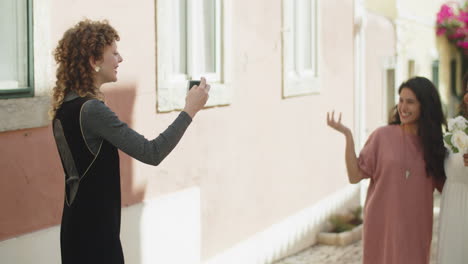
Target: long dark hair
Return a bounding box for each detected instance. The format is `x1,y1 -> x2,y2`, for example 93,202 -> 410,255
389,76 -> 447,182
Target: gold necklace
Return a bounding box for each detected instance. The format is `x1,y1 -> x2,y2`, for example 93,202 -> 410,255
401,126 -> 411,180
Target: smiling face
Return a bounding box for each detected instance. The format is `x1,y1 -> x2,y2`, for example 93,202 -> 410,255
94,41 -> 123,86
398,87 -> 421,125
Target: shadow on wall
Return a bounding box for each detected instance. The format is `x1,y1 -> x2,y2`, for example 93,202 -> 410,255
102,83 -> 145,263
0,83 -> 145,264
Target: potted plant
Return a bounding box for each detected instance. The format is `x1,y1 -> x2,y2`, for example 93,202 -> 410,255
317,207 -> 363,246
436,1 -> 468,56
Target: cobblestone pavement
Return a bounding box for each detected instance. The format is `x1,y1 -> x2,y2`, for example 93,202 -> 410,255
275,195 -> 441,264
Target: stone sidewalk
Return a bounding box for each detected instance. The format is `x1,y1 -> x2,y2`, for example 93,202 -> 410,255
275,196 -> 441,264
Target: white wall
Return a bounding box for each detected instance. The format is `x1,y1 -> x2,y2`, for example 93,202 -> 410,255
0,185 -> 361,264
0,187 -> 200,264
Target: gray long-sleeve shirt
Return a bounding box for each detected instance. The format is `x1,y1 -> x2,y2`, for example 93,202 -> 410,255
64,92 -> 192,165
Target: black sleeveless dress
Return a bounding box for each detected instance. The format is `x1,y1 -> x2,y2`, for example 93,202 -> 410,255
53,97 -> 124,264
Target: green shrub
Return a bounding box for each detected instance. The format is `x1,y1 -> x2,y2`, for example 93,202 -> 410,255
328,206 -> 363,233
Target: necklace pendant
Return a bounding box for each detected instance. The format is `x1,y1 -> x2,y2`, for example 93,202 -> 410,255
405,170 -> 410,179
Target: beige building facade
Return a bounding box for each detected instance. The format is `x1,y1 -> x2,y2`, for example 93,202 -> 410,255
366,0 -> 467,119
0,0 -> 419,263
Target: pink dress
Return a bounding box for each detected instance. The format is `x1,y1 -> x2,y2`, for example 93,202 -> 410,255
358,125 -> 442,264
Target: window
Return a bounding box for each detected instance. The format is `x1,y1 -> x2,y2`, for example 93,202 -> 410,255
0,0 -> 34,99
0,0 -> 54,132
381,57 -> 395,123
282,0 -> 320,97
408,59 -> 415,78
156,0 -> 232,112
385,68 -> 395,116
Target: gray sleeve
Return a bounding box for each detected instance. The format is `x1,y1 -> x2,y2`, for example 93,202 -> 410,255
81,99 -> 192,166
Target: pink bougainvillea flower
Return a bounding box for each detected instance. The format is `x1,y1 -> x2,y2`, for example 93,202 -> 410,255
458,10 -> 468,23
437,4 -> 456,23
447,23 -> 468,39
435,1 -> 468,57
449,32 -> 465,39
457,41 -> 468,48
437,27 -> 447,35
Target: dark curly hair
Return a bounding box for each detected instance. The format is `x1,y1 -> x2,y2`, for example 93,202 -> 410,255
49,19 -> 120,119
389,77 -> 447,183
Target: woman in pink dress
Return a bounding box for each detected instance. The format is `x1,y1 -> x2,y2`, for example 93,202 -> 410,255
327,76 -> 446,264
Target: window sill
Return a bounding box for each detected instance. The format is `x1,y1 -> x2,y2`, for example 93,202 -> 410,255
0,96 -> 50,132
157,81 -> 232,112
283,76 -> 320,98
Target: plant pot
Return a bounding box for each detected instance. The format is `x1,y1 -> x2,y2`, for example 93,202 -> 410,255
317,224 -> 363,246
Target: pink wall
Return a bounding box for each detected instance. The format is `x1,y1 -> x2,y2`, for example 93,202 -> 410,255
0,0 -> 360,260
365,12 -> 397,132
0,84 -> 141,240
0,126 -> 62,239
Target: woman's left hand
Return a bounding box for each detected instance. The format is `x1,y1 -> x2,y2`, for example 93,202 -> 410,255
326,111 -> 351,136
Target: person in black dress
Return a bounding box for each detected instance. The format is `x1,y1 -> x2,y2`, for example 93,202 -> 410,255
50,19 -> 210,264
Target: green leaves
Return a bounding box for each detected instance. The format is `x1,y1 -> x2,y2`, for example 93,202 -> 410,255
444,133 -> 460,153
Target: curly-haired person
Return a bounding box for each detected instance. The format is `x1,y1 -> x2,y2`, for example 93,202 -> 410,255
50,20 -> 209,264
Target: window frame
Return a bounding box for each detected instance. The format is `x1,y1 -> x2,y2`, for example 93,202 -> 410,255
282,0 -> 321,98
382,57 -> 396,123
407,59 -> 416,78
0,0 -> 54,133
156,0 -> 232,112
0,0 -> 35,99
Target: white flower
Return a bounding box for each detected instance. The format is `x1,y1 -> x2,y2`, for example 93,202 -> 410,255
447,116 -> 467,132
451,130 -> 468,153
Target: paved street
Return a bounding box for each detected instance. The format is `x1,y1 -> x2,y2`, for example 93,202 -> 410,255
275,195 -> 441,264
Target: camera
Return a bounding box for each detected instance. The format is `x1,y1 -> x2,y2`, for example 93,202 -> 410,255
188,80 -> 201,90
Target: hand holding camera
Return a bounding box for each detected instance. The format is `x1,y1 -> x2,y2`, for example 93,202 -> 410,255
183,77 -> 210,118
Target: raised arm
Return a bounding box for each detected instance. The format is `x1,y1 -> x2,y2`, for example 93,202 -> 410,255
81,78 -> 210,165
326,111 -> 364,184
82,100 -> 191,165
